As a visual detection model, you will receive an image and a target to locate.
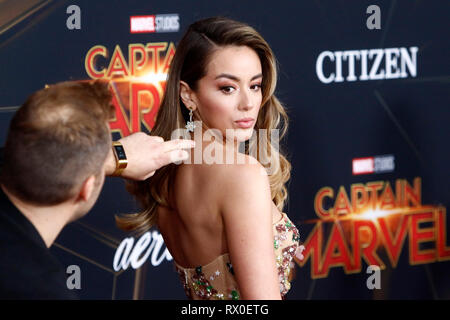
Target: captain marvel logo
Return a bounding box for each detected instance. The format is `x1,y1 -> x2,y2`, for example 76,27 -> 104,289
296,177 -> 450,278
84,42 -> 175,136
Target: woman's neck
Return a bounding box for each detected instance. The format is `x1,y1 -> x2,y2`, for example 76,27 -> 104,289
187,124 -> 247,165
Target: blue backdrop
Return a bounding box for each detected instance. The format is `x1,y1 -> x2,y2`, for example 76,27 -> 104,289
0,0 -> 449,299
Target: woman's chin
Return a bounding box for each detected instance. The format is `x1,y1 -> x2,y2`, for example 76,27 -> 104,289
227,127 -> 254,142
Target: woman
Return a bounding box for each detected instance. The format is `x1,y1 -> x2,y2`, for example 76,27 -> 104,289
117,16 -> 304,300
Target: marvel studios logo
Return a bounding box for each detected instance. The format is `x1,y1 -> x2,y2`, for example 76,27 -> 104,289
352,155 -> 395,175
130,14 -> 180,33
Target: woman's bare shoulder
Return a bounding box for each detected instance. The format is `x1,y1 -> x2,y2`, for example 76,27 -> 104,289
199,154 -> 268,184
208,155 -> 271,210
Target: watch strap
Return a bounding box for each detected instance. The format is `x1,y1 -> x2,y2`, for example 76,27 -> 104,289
112,141 -> 128,177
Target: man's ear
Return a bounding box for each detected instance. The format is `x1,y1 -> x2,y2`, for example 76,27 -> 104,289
78,175 -> 96,202
179,80 -> 197,110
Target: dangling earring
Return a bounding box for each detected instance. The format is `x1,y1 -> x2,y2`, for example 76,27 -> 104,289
185,108 -> 196,132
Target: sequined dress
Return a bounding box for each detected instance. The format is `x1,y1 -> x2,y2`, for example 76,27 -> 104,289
174,212 -> 305,300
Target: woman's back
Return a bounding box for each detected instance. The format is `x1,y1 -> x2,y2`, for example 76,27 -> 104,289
157,158 -> 230,268
157,152 -> 282,266
156,151 -> 301,300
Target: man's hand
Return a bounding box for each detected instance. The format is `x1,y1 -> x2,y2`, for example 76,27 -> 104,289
105,132 -> 195,180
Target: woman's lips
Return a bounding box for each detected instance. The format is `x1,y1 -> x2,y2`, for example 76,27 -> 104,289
234,119 -> 254,128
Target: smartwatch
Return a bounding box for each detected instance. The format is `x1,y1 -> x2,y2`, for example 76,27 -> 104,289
112,141 -> 128,176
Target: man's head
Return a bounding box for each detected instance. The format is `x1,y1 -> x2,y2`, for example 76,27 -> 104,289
0,81 -> 114,218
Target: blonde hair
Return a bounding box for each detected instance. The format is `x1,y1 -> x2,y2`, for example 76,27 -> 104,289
116,17 -> 292,234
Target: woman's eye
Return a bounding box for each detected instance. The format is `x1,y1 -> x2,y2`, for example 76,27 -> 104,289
251,84 -> 262,91
220,86 -> 235,94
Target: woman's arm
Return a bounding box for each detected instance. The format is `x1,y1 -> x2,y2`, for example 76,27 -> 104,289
218,156 -> 281,300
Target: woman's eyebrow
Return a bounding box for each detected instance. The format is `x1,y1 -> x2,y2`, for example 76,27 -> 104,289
214,73 -> 263,81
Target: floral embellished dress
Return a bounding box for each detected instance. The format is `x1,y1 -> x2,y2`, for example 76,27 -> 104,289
174,212 -> 305,300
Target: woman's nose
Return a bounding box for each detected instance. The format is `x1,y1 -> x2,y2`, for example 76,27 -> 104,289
238,89 -> 254,111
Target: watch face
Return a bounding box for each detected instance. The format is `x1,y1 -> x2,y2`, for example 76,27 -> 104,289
114,145 -> 127,160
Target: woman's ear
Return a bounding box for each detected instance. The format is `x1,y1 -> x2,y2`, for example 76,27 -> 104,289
179,81 -> 197,110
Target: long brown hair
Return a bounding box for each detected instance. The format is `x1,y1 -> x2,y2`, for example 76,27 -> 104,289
116,17 -> 292,234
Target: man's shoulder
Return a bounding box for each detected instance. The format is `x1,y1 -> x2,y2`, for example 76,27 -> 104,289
0,236 -> 78,300
0,267 -> 78,299
0,205 -> 77,299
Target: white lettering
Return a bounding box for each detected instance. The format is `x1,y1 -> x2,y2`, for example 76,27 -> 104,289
181,304 -> 216,317
369,49 -> 385,80
316,51 -> 335,84
316,47 -> 418,83
400,47 -> 418,78
113,231 -> 172,271
343,50 -> 360,81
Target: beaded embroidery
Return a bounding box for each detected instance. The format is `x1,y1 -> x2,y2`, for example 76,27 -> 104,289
174,212 -> 303,299
175,258 -> 238,300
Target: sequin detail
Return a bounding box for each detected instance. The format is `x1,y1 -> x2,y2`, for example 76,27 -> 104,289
174,212 -> 302,299
273,215 -> 302,296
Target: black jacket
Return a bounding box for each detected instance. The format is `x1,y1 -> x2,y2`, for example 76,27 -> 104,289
0,187 -> 78,299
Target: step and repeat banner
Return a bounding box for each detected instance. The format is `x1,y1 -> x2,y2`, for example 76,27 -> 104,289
0,0 -> 449,299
